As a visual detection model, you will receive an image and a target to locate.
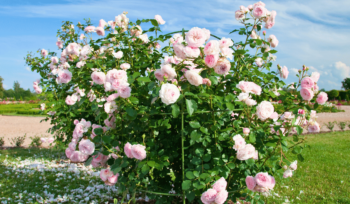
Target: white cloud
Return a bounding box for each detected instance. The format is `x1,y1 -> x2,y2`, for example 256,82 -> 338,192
335,61 -> 350,78
25,67 -> 30,71
290,68 -> 299,74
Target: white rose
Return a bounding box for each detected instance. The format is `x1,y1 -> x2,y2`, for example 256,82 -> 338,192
256,101 -> 274,120
185,70 -> 203,86
237,93 -> 250,101
159,83 -> 180,105
161,64 -> 177,81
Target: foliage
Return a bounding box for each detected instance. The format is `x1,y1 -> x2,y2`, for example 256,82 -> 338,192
26,8 -> 325,204
341,77 -> 350,90
8,134 -> 26,147
29,135 -> 43,147
0,103 -> 46,116
328,89 -> 339,100
338,122 -> 347,131
1,80 -> 36,101
0,137 -> 4,147
0,76 -> 4,98
325,122 -> 335,132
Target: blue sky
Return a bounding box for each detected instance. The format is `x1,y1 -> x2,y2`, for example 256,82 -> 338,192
0,0 -> 349,91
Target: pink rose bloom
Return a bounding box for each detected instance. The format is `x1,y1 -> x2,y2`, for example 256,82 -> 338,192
298,109 -> 305,115
57,69 -> 72,84
202,28 -> 211,41
76,61 -> 86,68
214,58 -> 231,75
120,63 -> 130,70
237,144 -> 256,160
111,80 -> 129,91
107,93 -> 119,102
253,150 -> 259,160
154,69 -> 165,81
91,124 -> 103,138
84,26 -> 95,33
203,78 -> 211,86
186,27 -> 206,47
255,58 -> 263,67
41,49 -> 48,57
245,99 -> 257,106
243,128 -> 250,136
130,25 -> 142,37
68,142 -> 77,151
232,134 -> 246,151
219,37 -> 233,49
212,177 -> 227,192
173,43 -> 186,59
311,72 -> 320,82
159,83 -> 180,105
91,71 -> 106,85
269,112 -> 278,120
205,54 -> 219,68
80,34 -> 85,40
161,64 -> 177,80
252,6 -> 266,18
99,19 -> 107,27
268,35 -> 279,48
106,69 -> 127,83
310,110 -> 317,118
246,176 -> 256,191
204,40 -> 220,55
56,39 -> 63,49
235,10 -> 245,20
236,81 -> 251,93
107,173 -> 119,185
117,85 -> 131,98
256,101 -> 274,120
51,57 -> 59,64
124,142 -> 134,158
95,27 -> 105,36
283,169 -> 293,178
255,172 -> 271,188
65,95 -> 76,105
104,101 -> 117,114
290,160 -> 298,170
249,82 -> 262,95
215,190 -> 228,204
79,139 -> 95,155
65,148 -> 73,159
308,122 -> 320,133
250,30 -> 259,39
268,176 -> 276,189
280,66 -> 289,79
253,1 -> 266,8
265,10 -> 276,29
316,92 -> 328,105
131,144 -> 147,160
100,169 -> 113,181
184,46 -> 200,58
70,151 -> 89,162
185,70 -> 203,86
154,15 -> 165,25
201,189 -> 217,204
40,138 -> 46,143
301,77 -> 314,89
300,88 -> 314,101
113,51 -> 123,59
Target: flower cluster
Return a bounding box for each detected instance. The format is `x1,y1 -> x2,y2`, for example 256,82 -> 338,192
100,168 -> 119,186
283,160 -> 298,178
233,134 -> 258,160
32,80 -> 42,94
124,142 -> 147,161
201,178 -> 228,204
245,172 -> 275,192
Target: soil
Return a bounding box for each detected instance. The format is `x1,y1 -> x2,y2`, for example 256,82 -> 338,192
1,106 -> 350,147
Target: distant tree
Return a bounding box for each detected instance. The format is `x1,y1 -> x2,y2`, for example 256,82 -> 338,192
319,88 -> 326,92
341,78 -> 350,90
0,76 -> 4,98
328,89 -> 339,100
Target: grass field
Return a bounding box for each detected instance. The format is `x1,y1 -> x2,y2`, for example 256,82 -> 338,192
0,131 -> 349,203
0,103 -> 47,117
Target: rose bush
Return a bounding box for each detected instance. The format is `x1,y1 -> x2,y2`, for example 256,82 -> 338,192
26,3 -> 327,204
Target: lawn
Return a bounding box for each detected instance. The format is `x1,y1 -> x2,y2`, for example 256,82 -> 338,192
0,103 -> 47,117
0,131 -> 349,204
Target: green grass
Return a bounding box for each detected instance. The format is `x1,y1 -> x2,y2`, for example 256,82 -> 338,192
267,131 -> 350,203
0,103 -> 47,117
1,112 -> 47,117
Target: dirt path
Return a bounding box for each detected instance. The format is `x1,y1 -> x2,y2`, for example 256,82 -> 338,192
1,106 -> 350,147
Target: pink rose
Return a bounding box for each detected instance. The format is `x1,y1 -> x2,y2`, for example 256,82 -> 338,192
100,169 -> 113,181
51,57 -> 59,64
205,54 -> 219,68
243,128 -> 250,136
106,69 -> 127,83
283,169 -> 293,178
268,35 -> 279,48
202,28 -> 211,41
268,176 -> 276,189
154,15 -> 166,25
65,148 -> 73,159
186,27 -> 206,47
245,176 -> 257,191
41,49 -> 48,57
255,58 -> 263,67
308,122 -> 320,133
252,6 -> 266,18
249,82 -> 262,95
161,64 -> 177,81
201,189 -> 217,204
204,40 -> 220,55
84,26 -> 95,33
65,95 -> 76,105
104,101 -> 117,114
301,77 -> 314,89
311,72 -> 320,82
130,25 -> 142,37
68,142 -> 76,151
124,142 -> 134,158
235,10 -> 245,20
99,19 -> 107,27
78,139 -> 95,155
215,190 -> 228,204
265,10 -> 276,29
280,66 -> 289,79
219,37 -> 233,49
111,80 -> 129,91
237,144 -> 256,160
250,30 -> 259,39
300,88 -> 314,101
290,160 -> 298,170
316,92 -> 328,105
120,63 -> 130,70
185,70 -> 203,86
40,138 -> 46,143
184,46 -> 200,58
76,61 -> 86,68
212,177 -> 227,192
70,151 -> 89,162
91,71 -> 106,85
117,85 -> 131,98
106,173 -> 119,185
236,81 -> 251,93
214,58 -> 231,75
57,70 -> 72,84
298,109 -> 305,115
255,172 -> 271,188
107,93 -> 119,102
159,83 -> 180,105
113,51 -> 123,59
56,39 -> 63,49
246,99 -> 257,106
131,144 -> 147,160
203,78 -> 211,86
232,134 -> 246,151
256,101 -> 274,120
173,43 -> 186,59
269,112 -> 278,120
154,69 -> 165,81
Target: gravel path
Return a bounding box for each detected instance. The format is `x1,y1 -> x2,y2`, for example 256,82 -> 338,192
1,106 -> 350,147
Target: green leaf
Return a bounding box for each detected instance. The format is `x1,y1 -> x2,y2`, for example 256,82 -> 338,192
203,154 -> 211,162
200,127 -> 208,134
126,107 -> 137,117
171,104 -> 180,118
226,102 -> 235,111
189,121 -> 200,128
296,126 -> 303,135
147,161 -> 156,167
249,134 -> 256,143
195,148 -> 204,157
102,135 -> 111,143
199,173 -> 210,179
85,157 -> 93,166
182,180 -> 191,190
111,164 -> 122,174
186,99 -> 197,116
129,97 -> 139,104
297,154 -> 304,162
209,76 -> 218,85
150,19 -> 159,27
141,164 -> 150,174
186,171 -> 195,179
137,77 -> 151,82
227,163 -> 235,169
193,171 -> 199,177
186,191 -> 195,202
245,158 -> 255,166
94,128 -> 103,135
